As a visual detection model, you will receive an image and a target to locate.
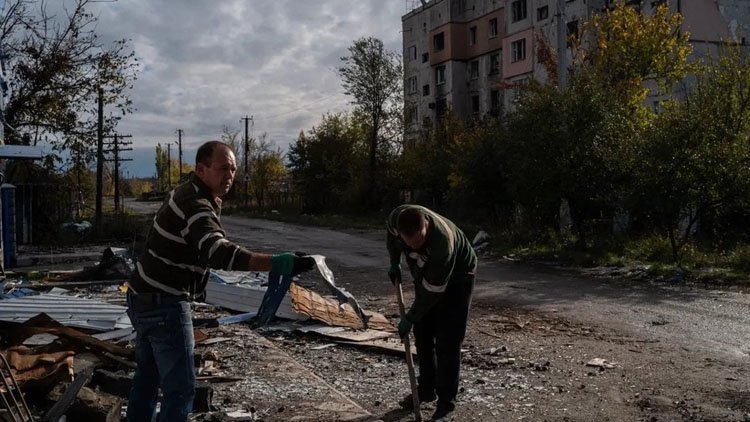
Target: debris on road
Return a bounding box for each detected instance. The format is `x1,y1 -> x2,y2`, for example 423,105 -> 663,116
585,358 -> 617,369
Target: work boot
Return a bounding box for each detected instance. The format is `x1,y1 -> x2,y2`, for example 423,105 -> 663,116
398,391 -> 436,409
430,401 -> 455,421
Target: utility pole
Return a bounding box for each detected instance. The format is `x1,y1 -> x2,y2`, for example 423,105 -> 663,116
240,115 -> 253,206
176,129 -> 183,182
95,87 -> 104,234
557,0 -> 567,88
103,133 -> 133,213
167,143 -> 172,190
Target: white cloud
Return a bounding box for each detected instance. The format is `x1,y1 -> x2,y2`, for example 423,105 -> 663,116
84,0 -> 407,177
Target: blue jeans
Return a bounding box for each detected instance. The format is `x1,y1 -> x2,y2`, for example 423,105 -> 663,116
126,291 -> 195,422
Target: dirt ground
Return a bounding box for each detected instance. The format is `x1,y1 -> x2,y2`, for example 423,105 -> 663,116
192,259 -> 750,422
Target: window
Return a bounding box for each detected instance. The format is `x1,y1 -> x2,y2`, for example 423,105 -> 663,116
537,5 -> 548,21
422,52 -> 429,63
511,39 -> 526,62
436,98 -> 447,119
490,90 -> 501,115
407,76 -> 417,94
423,84 -> 430,96
470,60 -> 479,79
408,107 -> 418,126
489,53 -> 500,75
434,32 -> 445,51
469,26 -> 477,45
406,45 -> 417,62
511,0 -> 528,22
567,21 -> 579,47
489,18 -> 498,38
471,95 -> 480,115
436,66 -> 446,85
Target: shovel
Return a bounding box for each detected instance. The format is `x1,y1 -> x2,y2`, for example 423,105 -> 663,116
394,276 -> 422,422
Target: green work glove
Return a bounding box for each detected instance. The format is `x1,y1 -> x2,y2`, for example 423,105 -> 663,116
388,264 -> 401,285
271,252 -> 316,276
397,317 -> 412,338
270,252 -> 295,276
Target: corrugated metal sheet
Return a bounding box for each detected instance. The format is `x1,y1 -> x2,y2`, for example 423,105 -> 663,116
205,270 -> 305,321
0,293 -> 131,331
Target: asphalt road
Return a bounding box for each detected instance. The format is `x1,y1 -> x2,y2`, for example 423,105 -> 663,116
122,198 -> 750,362
221,216 -> 750,362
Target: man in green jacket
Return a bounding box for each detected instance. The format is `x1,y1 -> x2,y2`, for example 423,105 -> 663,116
387,204 -> 477,421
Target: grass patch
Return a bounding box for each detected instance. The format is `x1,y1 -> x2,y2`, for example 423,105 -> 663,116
482,229 -> 750,285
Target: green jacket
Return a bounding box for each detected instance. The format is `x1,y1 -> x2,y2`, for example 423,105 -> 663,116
386,204 -> 477,322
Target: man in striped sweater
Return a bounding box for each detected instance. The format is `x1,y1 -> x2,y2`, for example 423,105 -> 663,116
387,205 -> 477,422
126,141 -> 314,422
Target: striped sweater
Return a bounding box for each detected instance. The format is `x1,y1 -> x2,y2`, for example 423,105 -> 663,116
129,173 -> 254,297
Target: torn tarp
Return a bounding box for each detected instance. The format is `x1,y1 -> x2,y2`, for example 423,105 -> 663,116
310,255 -> 370,328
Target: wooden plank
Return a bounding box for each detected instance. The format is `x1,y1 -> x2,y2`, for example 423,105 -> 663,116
92,328 -> 134,341
42,366 -> 94,422
66,386 -> 123,422
290,283 -> 394,331
332,339 -> 418,356
310,329 -> 394,342
195,375 -> 243,383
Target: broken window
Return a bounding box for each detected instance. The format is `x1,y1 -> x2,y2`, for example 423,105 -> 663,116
434,32 -> 445,51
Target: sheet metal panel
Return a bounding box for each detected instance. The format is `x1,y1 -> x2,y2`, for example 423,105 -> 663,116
0,293 -> 130,331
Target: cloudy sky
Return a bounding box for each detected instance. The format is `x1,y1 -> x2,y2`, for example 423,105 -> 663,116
86,0 -> 412,178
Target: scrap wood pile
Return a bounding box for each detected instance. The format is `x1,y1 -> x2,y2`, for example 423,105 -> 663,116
0,311 -> 134,422
0,249 -> 400,421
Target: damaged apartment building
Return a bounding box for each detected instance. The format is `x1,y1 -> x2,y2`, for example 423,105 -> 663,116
402,0 -> 750,134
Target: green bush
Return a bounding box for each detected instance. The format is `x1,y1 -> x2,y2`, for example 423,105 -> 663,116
623,236 -> 674,262
728,245 -> 750,272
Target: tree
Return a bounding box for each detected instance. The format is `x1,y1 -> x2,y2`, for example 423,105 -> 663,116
448,117 -> 510,221
0,0 -> 138,146
398,112 -> 461,209
287,113 -> 363,212
633,46 -> 750,263
249,134 -> 285,209
221,125 -> 253,204
574,2 -> 693,107
337,37 -> 402,209
500,2 -> 693,243
155,143 -> 170,191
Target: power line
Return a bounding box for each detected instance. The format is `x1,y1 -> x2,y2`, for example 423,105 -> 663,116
176,128 -> 183,182
240,115 -> 253,206
103,133 -> 133,213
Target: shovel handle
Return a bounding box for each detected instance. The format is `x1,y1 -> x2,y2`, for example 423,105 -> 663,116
394,278 -> 422,421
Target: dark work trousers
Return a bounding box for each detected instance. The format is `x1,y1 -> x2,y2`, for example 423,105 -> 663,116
413,272 -> 475,406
